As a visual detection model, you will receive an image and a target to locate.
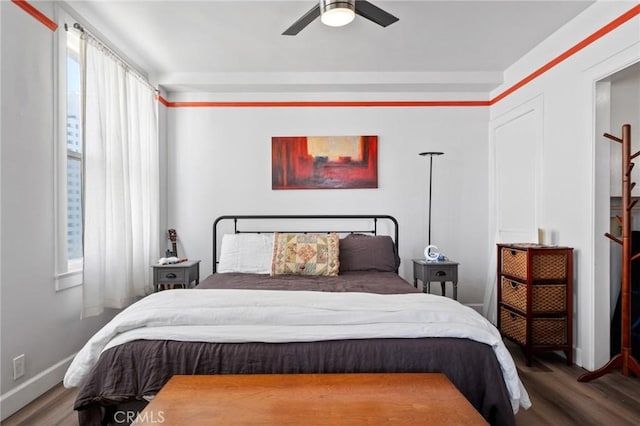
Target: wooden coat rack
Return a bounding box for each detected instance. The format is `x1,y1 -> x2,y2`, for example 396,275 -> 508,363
579,124 -> 640,382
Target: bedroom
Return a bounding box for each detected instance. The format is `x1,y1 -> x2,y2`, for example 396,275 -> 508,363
1,0 -> 640,423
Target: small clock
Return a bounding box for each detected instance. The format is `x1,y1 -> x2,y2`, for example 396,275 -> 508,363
424,245 -> 439,261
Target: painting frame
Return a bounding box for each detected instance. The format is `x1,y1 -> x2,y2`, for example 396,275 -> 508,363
272,135 -> 378,190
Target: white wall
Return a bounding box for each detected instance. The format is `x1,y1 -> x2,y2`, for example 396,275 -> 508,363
488,1 -> 640,370
166,103 -> 490,305
0,2 -> 116,419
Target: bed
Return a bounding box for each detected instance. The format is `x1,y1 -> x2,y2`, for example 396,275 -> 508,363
64,215 -> 530,425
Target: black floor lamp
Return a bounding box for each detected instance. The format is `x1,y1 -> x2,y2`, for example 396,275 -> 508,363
419,152 -> 444,246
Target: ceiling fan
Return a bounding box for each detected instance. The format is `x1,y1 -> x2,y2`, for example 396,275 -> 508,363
283,0 -> 399,36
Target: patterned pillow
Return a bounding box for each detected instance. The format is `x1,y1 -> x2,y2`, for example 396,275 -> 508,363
271,232 -> 340,276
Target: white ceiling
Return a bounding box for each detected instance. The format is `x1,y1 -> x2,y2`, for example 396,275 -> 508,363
63,0 -> 595,95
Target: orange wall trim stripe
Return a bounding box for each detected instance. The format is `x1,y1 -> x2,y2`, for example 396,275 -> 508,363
12,0 -> 58,31
157,95 -> 171,107
161,100 -> 490,108
490,3 -> 640,105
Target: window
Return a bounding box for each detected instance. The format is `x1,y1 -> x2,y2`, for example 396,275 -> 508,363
66,29 -> 83,262
55,12 -> 83,290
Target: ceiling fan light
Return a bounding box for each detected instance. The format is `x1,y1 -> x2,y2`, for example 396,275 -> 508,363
320,1 -> 355,27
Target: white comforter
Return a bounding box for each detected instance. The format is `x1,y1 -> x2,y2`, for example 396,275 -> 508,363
64,289 -> 531,411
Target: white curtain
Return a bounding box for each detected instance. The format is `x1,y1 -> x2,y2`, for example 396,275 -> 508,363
81,35 -> 159,317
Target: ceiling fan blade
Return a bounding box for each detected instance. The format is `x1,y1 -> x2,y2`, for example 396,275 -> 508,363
282,4 -> 321,35
354,1 -> 398,27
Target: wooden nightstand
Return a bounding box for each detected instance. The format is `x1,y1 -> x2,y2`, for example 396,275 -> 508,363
152,260 -> 201,292
412,259 -> 460,300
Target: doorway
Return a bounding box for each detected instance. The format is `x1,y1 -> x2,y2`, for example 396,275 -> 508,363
595,61 -> 640,367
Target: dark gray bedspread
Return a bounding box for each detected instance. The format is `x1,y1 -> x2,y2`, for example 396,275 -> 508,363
196,270 -> 420,293
73,272 -> 516,426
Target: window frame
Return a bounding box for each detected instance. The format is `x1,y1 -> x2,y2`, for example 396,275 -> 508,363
54,7 -> 83,291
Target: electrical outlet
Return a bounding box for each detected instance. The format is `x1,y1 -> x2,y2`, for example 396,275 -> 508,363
13,354 -> 25,380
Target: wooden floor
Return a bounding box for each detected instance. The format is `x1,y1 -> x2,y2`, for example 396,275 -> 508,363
2,341 -> 640,425
508,340 -> 640,425
1,382 -> 79,426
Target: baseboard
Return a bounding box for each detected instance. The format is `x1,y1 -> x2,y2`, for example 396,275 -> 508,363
574,346 -> 583,368
0,353 -> 75,421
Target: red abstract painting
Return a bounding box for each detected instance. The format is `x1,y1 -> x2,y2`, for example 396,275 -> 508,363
272,136 -> 378,190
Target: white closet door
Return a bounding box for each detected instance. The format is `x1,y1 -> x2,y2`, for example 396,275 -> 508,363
495,112 -> 538,234
484,100 -> 541,323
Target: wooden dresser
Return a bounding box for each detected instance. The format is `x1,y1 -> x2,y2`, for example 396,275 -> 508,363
497,243 -> 573,366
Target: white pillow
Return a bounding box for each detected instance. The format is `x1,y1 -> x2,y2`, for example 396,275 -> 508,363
217,233 -> 274,274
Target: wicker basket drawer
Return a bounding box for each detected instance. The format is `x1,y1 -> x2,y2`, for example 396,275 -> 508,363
500,307 -> 567,345
500,277 -> 566,313
501,248 -> 567,280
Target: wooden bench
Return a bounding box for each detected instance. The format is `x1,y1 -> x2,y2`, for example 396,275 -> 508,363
133,373 -> 487,425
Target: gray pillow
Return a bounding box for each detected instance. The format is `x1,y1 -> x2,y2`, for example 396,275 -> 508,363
339,234 -> 400,272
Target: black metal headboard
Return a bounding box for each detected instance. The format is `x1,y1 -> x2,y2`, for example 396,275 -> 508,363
212,215 -> 399,274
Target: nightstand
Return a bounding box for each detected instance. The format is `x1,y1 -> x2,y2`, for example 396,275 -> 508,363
412,259 -> 460,300
152,260 -> 201,292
